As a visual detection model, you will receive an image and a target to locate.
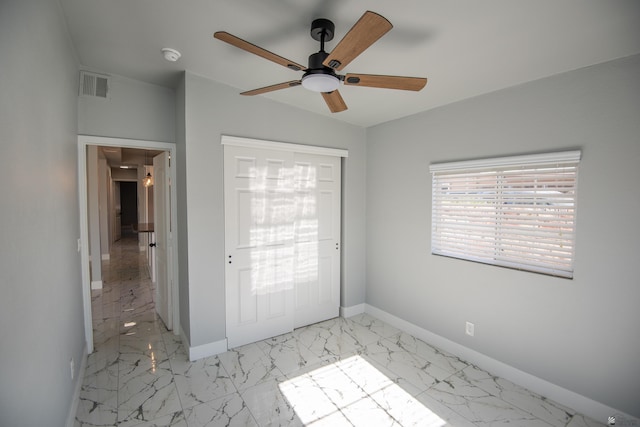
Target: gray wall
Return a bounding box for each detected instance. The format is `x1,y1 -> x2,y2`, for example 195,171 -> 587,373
182,73 -> 367,347
365,54 -> 640,416
79,72 -> 176,143
0,1 -> 84,427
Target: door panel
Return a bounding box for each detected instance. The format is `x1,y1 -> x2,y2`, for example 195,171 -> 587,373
318,190 -> 334,241
293,153 -> 341,329
236,190 -> 255,248
153,151 -> 172,330
237,267 -> 257,324
235,156 -> 257,178
225,146 -> 295,348
318,255 -> 333,304
318,163 -> 335,182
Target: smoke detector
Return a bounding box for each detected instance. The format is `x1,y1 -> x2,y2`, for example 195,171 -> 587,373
161,48 -> 181,62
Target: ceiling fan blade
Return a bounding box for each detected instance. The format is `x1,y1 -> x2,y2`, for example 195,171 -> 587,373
321,90 -> 348,113
241,81 -> 302,96
322,11 -> 392,71
344,73 -> 427,91
214,31 -> 307,72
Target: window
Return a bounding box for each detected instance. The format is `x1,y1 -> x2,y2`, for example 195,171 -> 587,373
430,151 -> 580,278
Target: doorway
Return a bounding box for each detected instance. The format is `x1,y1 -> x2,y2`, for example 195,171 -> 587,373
119,182 -> 138,237
78,135 -> 179,354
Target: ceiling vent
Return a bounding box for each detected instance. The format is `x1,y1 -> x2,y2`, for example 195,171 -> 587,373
79,71 -> 110,98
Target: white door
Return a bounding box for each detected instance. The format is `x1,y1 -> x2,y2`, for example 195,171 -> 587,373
293,154 -> 341,328
224,144 -> 342,348
225,145 -> 296,348
153,152 -> 172,330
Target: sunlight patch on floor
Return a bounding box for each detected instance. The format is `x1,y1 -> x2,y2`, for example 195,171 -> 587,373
279,355 -> 447,426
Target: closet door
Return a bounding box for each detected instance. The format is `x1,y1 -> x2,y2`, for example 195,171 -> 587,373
293,154 -> 341,328
224,141 -> 343,348
224,145 -> 296,348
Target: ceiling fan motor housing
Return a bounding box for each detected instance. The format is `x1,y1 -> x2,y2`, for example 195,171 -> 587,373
308,51 -> 331,71
304,51 -> 340,79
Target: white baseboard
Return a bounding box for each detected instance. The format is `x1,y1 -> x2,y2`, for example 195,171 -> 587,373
101,253 -> 110,260
65,343 -> 88,427
340,303 -> 366,318
181,326 -> 228,361
364,303 -> 636,424
90,280 -> 102,290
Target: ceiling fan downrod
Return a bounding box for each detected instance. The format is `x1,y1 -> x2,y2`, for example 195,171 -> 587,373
307,18 -> 337,72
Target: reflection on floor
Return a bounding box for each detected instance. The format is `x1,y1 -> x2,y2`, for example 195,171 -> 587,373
76,236 -> 605,426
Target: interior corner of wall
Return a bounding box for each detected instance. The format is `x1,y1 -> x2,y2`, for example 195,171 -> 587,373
340,303 -> 366,319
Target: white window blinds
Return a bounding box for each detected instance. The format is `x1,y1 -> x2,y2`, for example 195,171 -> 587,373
430,151 -> 581,278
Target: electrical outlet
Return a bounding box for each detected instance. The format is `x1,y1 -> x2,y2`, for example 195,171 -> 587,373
465,321 -> 475,337
70,358 -> 75,380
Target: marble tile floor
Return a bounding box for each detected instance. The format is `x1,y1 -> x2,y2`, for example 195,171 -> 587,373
76,237 -> 606,427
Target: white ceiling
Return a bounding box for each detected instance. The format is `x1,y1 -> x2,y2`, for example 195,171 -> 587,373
60,0 -> 640,127
100,147 -> 164,169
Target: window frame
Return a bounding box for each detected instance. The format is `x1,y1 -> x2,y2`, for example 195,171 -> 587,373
430,151 -> 581,279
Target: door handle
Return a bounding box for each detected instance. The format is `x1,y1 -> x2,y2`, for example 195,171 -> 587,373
149,243 -> 157,247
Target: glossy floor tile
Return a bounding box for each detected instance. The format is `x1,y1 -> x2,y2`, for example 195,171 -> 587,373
76,236 -> 606,426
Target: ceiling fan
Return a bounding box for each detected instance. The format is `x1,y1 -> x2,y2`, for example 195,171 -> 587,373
214,11 -> 427,113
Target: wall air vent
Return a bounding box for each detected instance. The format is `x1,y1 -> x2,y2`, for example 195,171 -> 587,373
79,71 -> 110,98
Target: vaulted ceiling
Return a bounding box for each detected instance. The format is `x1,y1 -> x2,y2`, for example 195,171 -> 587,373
60,0 -> 640,127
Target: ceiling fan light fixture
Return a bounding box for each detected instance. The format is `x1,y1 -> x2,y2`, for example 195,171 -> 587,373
143,172 -> 153,187
301,73 -> 340,93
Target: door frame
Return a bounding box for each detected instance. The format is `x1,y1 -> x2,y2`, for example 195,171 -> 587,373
77,135 -> 179,354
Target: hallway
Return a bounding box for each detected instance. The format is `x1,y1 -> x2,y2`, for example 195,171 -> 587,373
75,235 -> 184,426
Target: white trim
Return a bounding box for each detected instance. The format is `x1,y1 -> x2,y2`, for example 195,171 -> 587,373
78,135 -> 180,355
221,135 -> 349,158
429,150 -> 581,172
78,135 -> 175,149
364,303 -> 635,424
65,343 -> 87,427
340,303 -> 366,318
90,280 -> 103,290
179,325 -> 228,361
188,338 -> 228,361
77,140 -> 93,353
101,254 -> 110,260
